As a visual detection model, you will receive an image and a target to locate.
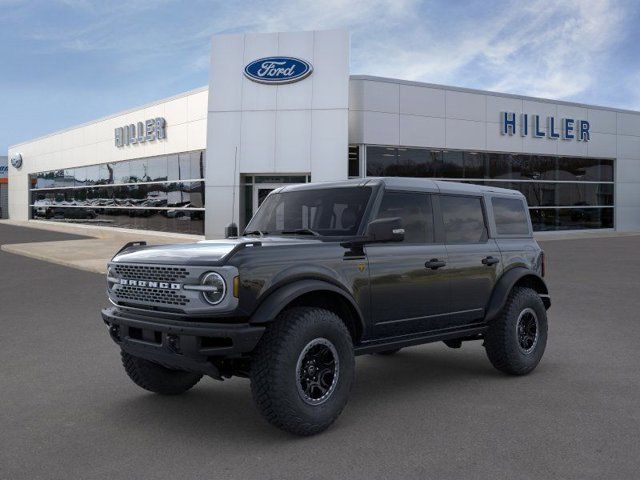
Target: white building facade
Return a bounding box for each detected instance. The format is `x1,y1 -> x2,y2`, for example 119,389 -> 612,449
7,29 -> 640,237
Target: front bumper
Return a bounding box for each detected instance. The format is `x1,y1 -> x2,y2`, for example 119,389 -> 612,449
101,307 -> 265,378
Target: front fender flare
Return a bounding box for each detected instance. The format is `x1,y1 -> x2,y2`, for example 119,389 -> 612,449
249,279 -> 364,330
485,268 -> 550,323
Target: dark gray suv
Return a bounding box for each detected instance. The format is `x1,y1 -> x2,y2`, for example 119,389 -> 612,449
102,178 -> 550,435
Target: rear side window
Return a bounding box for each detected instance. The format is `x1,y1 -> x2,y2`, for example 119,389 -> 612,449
375,191 -> 434,243
441,195 -> 487,244
492,197 -> 530,235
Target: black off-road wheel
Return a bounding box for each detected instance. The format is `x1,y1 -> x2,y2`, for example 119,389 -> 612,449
121,351 -> 202,395
250,307 -> 355,436
484,287 -> 548,375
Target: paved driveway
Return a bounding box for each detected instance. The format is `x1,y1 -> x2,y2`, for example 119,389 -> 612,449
1,223 -> 638,480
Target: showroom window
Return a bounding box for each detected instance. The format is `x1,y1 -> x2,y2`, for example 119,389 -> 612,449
365,146 -> 615,231
29,151 -> 206,235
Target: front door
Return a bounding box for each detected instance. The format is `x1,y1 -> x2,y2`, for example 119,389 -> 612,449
366,190 -> 451,338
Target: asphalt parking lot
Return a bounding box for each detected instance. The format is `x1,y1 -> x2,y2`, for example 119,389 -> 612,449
1,223 -> 639,480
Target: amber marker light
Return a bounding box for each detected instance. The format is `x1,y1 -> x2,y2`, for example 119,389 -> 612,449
233,276 -> 240,298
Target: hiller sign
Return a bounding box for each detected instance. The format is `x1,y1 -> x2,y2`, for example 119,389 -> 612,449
115,117 -> 166,147
501,112 -> 590,141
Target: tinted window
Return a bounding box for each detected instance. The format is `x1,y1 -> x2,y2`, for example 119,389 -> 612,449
375,191 -> 434,243
441,195 -> 487,243
492,197 -> 530,235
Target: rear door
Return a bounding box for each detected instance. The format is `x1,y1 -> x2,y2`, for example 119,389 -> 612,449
365,190 -> 451,338
439,194 -> 502,326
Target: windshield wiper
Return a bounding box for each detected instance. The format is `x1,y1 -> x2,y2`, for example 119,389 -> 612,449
280,228 -> 321,236
243,230 -> 268,237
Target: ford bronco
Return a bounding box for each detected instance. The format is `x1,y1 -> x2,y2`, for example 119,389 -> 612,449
102,178 -> 550,435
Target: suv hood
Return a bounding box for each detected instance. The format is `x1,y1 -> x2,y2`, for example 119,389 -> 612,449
111,236 -> 323,266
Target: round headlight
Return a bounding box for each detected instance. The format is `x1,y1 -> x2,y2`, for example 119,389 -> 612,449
201,272 -> 226,305
107,266 -> 116,291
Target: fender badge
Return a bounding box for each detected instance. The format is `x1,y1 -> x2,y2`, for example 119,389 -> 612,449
357,263 -> 366,272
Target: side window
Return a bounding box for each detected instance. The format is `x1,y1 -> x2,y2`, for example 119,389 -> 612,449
492,197 -> 530,235
375,191 -> 434,243
441,195 -> 487,244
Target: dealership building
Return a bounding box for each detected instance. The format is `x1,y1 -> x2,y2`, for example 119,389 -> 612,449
7,29 -> 640,238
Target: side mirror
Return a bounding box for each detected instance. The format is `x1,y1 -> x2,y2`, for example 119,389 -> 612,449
365,217 -> 404,243
225,222 -> 238,238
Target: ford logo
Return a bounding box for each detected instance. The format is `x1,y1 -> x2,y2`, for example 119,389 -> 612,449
10,153 -> 23,169
244,56 -> 313,85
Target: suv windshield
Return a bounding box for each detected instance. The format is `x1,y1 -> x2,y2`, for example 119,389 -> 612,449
245,187 -> 372,237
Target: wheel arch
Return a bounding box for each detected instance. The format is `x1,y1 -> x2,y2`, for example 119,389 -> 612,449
485,267 -> 550,323
249,279 -> 365,343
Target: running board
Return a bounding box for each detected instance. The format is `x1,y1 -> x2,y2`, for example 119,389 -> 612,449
354,324 -> 487,356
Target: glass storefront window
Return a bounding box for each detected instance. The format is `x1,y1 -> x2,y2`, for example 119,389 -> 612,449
366,146 -> 615,231
167,154 -> 181,181
441,151 -> 464,178
29,150 -> 206,235
148,155 -> 168,182
111,161 -> 130,184
129,159 -> 148,183
530,207 -> 613,231
348,145 -> 360,177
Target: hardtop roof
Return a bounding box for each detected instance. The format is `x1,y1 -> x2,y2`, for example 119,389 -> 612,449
279,177 -> 523,198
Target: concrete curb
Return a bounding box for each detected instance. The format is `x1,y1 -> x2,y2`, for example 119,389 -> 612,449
0,219 -> 204,242
0,220 -> 203,275
1,243 -> 107,274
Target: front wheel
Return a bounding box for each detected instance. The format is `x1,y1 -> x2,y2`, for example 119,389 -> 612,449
250,307 -> 355,436
121,351 -> 202,395
484,287 -> 548,375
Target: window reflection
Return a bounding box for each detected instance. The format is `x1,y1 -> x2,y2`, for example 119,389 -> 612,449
29,151 -> 206,235
31,206 -> 204,235
366,146 -> 615,231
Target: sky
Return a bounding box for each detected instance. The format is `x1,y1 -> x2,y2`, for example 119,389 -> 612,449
2,0 -> 640,153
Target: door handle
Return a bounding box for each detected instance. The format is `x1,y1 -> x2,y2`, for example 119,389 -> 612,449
425,258 -> 446,270
482,256 -> 500,266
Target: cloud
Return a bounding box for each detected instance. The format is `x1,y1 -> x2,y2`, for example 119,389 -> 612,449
14,0 -> 627,103
0,0 -> 637,154
484,0 -> 624,99
347,0 -> 626,102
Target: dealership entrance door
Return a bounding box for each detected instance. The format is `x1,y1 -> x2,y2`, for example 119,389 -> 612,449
241,175 -> 310,229
252,183 -> 284,212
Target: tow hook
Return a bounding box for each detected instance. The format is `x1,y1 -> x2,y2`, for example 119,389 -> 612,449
107,323 -> 121,342
166,334 -> 180,353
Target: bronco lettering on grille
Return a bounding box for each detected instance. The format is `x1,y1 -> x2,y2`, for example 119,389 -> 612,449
119,279 -> 181,290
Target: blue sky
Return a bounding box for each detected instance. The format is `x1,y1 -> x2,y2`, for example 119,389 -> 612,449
2,0 -> 640,153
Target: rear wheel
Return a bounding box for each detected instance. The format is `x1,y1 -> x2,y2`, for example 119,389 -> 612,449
121,351 -> 202,395
484,287 -> 548,375
250,307 -> 355,436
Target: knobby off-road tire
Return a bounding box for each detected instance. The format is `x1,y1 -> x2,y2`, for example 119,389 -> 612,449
250,307 -> 355,436
121,351 -> 202,395
484,287 -> 548,375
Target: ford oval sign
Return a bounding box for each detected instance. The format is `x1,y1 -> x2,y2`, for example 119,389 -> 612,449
244,57 -> 313,85
10,153 -> 23,169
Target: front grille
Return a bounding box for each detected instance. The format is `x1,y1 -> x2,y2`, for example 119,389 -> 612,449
113,264 -> 189,283
117,284 -> 190,306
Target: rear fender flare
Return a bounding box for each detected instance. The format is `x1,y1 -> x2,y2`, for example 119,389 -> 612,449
485,267 -> 550,323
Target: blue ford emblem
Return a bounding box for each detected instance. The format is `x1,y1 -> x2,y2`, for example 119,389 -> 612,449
10,153 -> 23,169
244,56 -> 313,85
